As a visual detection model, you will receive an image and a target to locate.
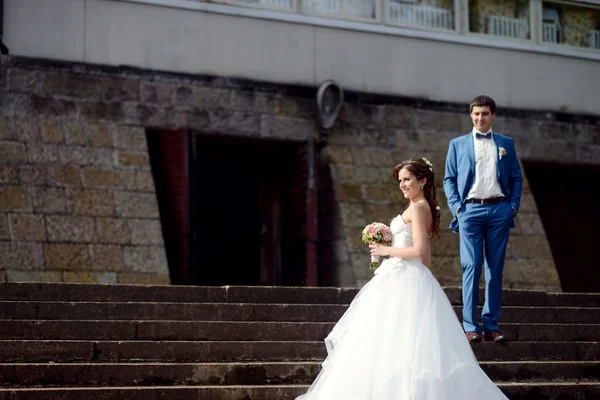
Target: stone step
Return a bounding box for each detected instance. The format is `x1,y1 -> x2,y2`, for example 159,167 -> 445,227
1,340 -> 599,363
6,282 -> 598,307
1,383 -> 599,400
2,301 -> 599,323
1,361 -> 599,388
2,320 -> 600,342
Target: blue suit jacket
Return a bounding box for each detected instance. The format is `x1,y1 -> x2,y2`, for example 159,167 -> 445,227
443,132 -> 523,233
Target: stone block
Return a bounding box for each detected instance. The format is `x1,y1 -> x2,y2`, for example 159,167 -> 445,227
118,151 -> 149,167
0,117 -> 14,140
63,121 -> 87,145
325,146 -> 353,165
135,171 -> 155,192
336,184 -> 362,203
0,186 -> 30,211
41,120 -> 64,143
339,203 -> 366,228
102,77 -> 141,102
7,68 -> 43,94
67,189 -> 115,216
507,235 -> 553,260
113,126 -> 148,150
358,127 -> 393,147
31,95 -> 78,118
63,271 -> 118,284
416,110 -> 469,133
122,103 -> 166,126
0,141 -> 28,163
46,215 -> 95,242
58,146 -> 113,168
273,95 -> 314,118
0,270 -> 6,282
8,214 -> 46,241
96,217 -> 131,245
429,256 -> 463,286
119,170 -> 137,190
361,184 -> 401,203
114,191 -> 159,218
7,270 -> 63,283
79,101 -> 124,121
342,103 -> 384,126
123,246 -> 168,274
141,82 -> 175,104
0,165 -> 19,184
89,245 -> 125,272
129,219 -> 164,246
368,149 -> 392,167
514,213 -> 546,236
33,187 -> 67,214
88,124 -> 113,147
174,86 -> 231,108
55,165 -> 82,186
118,272 -> 170,285
395,129 -> 420,148
0,242 -> 44,270
27,143 -> 59,164
350,147 -> 371,166
44,243 -> 91,271
577,144 -> 600,164
383,105 -> 413,128
260,115 -> 312,141
518,194 -> 538,213
349,251 -> 371,285
362,203 -> 400,226
433,231 -> 461,257
0,213 -> 9,240
82,169 -> 122,188
18,166 -> 55,186
42,72 -> 103,99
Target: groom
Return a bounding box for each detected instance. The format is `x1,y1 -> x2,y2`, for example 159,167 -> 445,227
443,95 -> 522,343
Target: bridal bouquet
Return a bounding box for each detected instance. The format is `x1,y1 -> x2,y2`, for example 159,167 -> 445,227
361,222 -> 393,270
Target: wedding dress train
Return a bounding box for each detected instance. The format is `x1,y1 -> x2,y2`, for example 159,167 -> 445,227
296,215 -> 508,399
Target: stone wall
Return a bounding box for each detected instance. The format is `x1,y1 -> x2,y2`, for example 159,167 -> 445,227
1,55 -> 599,290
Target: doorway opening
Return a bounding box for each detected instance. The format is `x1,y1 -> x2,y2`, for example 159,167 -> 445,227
523,160 -> 600,292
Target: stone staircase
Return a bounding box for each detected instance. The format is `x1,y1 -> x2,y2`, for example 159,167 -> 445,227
0,282 -> 599,399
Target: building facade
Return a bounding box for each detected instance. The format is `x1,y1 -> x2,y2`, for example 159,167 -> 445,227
1,0 -> 599,291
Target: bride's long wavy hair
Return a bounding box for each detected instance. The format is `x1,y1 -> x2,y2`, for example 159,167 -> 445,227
393,158 -> 441,240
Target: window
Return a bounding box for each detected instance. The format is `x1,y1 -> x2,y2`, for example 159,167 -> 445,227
542,1 -> 600,49
469,0 -> 530,39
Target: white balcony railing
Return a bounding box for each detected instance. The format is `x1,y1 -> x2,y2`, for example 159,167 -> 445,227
258,0 -> 292,8
589,30 -> 600,49
542,22 -> 562,44
487,15 -> 528,39
388,2 -> 453,30
304,0 -> 376,20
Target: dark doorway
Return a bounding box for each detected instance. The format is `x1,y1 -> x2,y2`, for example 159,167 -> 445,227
523,161 -> 600,292
148,130 -> 318,286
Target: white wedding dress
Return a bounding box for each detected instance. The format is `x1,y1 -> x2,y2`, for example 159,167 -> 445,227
297,215 -> 508,400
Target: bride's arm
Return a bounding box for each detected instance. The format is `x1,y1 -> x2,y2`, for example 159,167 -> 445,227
370,203 -> 430,261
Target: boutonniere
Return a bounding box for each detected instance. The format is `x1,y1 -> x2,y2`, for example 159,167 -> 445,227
498,147 -> 507,160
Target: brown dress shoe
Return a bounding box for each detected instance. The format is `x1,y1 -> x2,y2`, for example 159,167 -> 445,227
465,331 -> 482,342
483,331 -> 506,342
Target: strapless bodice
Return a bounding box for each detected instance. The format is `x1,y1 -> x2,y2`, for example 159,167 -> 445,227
390,215 -> 413,249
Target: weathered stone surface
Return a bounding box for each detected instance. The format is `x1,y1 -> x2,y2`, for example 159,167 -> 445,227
507,235 -> 553,260
273,95 -> 314,118
123,246 -> 168,274
361,184 -> 401,203
336,184 -> 362,203
18,165 -> 54,186
0,186 -> 30,211
79,101 -> 124,121
117,151 -> 149,167
339,203 -> 366,228
119,170 -> 136,190
41,120 -> 63,143
7,68 -> 43,94
430,256 -> 462,286
96,217 -> 131,245
63,271 -> 118,284
118,272 -> 170,285
58,146 -> 113,168
129,219 -> 164,245
27,143 -> 60,164
89,245 -> 125,272
67,189 -> 115,216
82,169 -> 122,188
0,242 -> 44,270
0,117 -> 14,140
0,165 -> 19,184
0,141 -> 28,163
122,103 -> 166,126
325,146 -> 353,164
577,144 -> 600,164
8,213 -> 46,241
260,115 -> 312,140
0,213 -> 10,240
42,72 -> 103,99
31,95 -> 78,118
63,121 -> 87,145
44,243 -> 91,271
6,270 -> 62,282
343,103 -> 384,126
141,82 -> 175,104
46,215 -> 95,242
102,77 -> 140,102
114,191 -> 159,218
135,171 -> 155,192
88,124 -> 112,147
55,165 -> 82,186
383,105 -> 413,128
33,187 -> 67,214
350,147 -> 371,166
112,126 -> 147,150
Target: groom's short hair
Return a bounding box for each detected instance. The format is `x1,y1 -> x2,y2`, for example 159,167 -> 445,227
469,95 -> 496,114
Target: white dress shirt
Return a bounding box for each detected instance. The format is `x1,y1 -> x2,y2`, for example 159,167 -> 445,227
466,129 -> 504,200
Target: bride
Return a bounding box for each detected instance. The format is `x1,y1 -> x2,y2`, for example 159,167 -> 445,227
296,158 -> 508,399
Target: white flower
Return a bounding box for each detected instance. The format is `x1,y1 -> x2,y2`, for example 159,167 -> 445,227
422,158 -> 433,171
498,147 -> 507,160
436,206 -> 441,210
